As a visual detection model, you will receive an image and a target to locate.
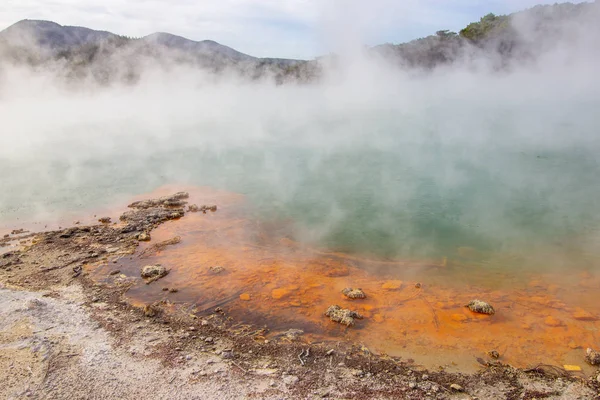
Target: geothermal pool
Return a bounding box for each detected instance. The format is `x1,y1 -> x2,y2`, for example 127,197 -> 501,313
79,186 -> 600,373
2,71 -> 600,372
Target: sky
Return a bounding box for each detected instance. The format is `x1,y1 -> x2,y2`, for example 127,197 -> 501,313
0,0 -> 590,59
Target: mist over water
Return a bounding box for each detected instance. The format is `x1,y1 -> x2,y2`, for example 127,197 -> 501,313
2,57 -> 600,274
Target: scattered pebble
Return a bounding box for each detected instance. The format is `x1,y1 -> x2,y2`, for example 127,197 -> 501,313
283,375 -> 299,386
450,383 -> 464,392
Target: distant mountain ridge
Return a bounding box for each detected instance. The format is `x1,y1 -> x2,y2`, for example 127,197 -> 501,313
0,19 -> 294,62
1,1 -> 599,84
0,20 -> 114,51
0,19 -> 314,84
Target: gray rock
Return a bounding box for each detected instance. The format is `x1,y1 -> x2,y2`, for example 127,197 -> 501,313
585,348 -> 600,365
341,288 -> 366,299
465,299 -> 495,315
283,375 -> 299,386
140,265 -> 168,279
324,305 -> 363,326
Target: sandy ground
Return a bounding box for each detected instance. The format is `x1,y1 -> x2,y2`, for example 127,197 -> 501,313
0,192 -> 598,399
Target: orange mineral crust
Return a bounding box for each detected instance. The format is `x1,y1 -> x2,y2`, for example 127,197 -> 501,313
92,186 -> 600,373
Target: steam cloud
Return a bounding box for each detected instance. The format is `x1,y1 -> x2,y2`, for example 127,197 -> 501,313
1,1 -> 599,268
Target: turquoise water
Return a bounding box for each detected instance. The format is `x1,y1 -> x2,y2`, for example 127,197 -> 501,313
2,128 -> 600,269
1,77 -> 600,270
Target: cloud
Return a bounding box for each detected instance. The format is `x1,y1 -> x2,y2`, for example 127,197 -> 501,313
0,0 -> 592,58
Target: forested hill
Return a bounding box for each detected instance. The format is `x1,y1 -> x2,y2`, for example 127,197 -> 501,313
373,1 -> 600,69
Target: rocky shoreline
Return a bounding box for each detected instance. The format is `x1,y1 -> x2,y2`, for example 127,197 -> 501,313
1,192 -> 599,399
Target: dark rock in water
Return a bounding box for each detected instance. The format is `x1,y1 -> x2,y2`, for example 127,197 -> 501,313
201,205 -> 217,213
415,283 -> 421,289
98,217 -> 111,224
128,192 -> 189,209
585,348 -> 600,366
141,265 -> 168,283
465,299 -> 495,315
325,305 -> 363,326
189,204 -> 218,213
341,288 -> 366,299
109,269 -> 121,276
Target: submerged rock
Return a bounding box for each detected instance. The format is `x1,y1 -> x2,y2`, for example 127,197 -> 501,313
572,308 -> 598,321
209,265 -> 225,274
342,288 -> 366,299
381,280 -> 403,290
187,204 -> 217,213
98,217 -> 111,224
544,316 -> 564,327
465,299 -> 495,315
141,265 -> 168,282
325,305 -> 363,326
585,348 -> 600,366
